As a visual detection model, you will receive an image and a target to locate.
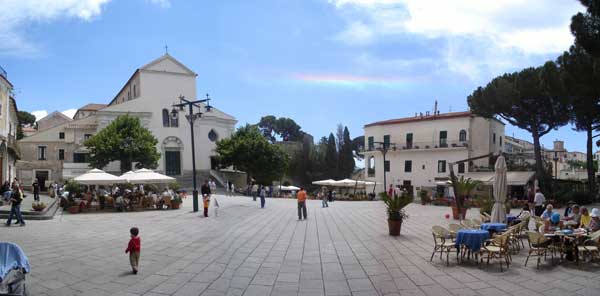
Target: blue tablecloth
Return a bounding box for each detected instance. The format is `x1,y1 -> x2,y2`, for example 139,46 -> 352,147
506,215 -> 516,223
480,223 -> 507,232
455,229 -> 490,252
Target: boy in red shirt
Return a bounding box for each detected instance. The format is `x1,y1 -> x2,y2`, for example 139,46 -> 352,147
125,227 -> 141,274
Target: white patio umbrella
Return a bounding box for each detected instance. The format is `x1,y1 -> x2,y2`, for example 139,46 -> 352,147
124,168 -> 175,184
74,168 -> 123,185
491,155 -> 508,223
312,179 -> 336,186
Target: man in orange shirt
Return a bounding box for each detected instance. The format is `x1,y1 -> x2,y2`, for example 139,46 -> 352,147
297,187 -> 307,220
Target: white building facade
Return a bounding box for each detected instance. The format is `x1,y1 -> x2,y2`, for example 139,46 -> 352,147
17,54 -> 237,187
0,67 -> 19,183
363,111 -> 505,194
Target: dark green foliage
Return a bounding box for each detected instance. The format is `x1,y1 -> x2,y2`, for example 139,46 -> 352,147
337,126 -> 355,179
17,111 -> 37,140
85,115 -> 160,174
557,45 -> 600,196
257,115 -> 304,142
325,133 -> 338,178
216,124 -> 289,184
468,62 -> 571,188
571,0 -> 600,58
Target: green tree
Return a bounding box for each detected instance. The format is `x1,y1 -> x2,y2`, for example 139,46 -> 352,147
352,136 -> 365,159
571,0 -> 600,58
216,124 -> 289,184
85,115 -> 160,174
257,116 -> 304,142
325,133 -> 338,179
17,111 -> 37,140
257,115 -> 277,142
557,45 -> 600,196
468,62 -> 570,187
337,126 -> 355,178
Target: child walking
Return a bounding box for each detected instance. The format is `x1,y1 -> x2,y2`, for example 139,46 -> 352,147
125,227 -> 141,274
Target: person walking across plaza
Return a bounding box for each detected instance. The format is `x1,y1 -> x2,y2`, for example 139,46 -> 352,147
201,180 -> 211,217
321,187 -> 328,208
125,227 -> 141,274
5,184 -> 25,226
259,186 -> 266,208
297,187 -> 307,220
251,183 -> 258,201
32,179 -> 40,202
533,188 -> 545,217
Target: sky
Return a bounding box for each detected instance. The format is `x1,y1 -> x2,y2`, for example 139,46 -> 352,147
0,0 -> 592,152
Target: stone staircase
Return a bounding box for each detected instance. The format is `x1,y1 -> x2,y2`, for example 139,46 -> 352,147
174,170 -> 226,191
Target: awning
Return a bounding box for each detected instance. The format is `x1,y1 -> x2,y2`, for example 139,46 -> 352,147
462,171 -> 534,186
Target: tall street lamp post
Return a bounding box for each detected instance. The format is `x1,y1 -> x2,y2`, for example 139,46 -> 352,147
373,141 -> 396,193
171,94 -> 213,212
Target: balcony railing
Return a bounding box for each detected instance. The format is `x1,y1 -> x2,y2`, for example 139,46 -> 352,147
364,140 -> 468,152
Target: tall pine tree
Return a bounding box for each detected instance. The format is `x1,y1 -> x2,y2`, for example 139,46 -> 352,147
325,133 -> 338,179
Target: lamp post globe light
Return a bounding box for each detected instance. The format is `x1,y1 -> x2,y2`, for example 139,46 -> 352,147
170,94 -> 213,212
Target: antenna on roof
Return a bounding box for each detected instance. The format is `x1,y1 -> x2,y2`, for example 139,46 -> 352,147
165,45 -> 169,55
434,100 -> 438,116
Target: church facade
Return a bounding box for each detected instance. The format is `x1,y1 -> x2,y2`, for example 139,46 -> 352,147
17,54 -> 237,189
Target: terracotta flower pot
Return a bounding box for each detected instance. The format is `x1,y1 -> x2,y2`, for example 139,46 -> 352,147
451,205 -> 467,220
388,219 -> 402,236
171,202 -> 181,209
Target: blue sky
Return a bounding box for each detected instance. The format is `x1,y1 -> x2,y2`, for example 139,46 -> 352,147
0,0 -> 592,152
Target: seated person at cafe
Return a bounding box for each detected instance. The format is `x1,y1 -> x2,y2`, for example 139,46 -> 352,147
510,205 -> 531,226
564,204 -> 581,225
564,201 -> 575,217
541,213 -> 564,234
541,204 -> 555,220
588,208 -> 600,232
580,207 -> 591,229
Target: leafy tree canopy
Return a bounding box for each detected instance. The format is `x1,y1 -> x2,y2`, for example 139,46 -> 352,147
257,115 -> 304,142
85,115 -> 160,174
216,124 -> 289,184
468,61 -> 570,185
17,111 -> 36,127
571,0 -> 600,58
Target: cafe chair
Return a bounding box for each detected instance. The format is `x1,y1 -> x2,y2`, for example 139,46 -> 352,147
525,231 -> 553,269
479,232 -> 511,271
447,224 -> 464,239
431,226 -> 459,266
576,230 -> 600,265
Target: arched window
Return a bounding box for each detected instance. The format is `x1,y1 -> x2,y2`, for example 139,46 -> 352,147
459,129 -> 467,142
368,156 -> 375,177
170,111 -> 179,127
162,109 -> 170,127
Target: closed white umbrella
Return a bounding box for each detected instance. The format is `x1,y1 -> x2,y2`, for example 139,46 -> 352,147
125,168 -> 175,184
74,168 -> 123,185
278,185 -> 300,191
491,155 -> 508,223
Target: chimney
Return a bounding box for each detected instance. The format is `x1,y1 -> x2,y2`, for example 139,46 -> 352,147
434,100 -> 438,117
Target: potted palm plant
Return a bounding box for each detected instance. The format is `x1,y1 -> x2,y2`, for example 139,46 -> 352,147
451,176 -> 481,220
381,192 -> 413,236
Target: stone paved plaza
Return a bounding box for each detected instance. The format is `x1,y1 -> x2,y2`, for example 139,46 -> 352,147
3,195 -> 600,296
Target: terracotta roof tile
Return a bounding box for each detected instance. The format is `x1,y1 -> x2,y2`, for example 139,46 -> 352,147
365,111 -> 472,127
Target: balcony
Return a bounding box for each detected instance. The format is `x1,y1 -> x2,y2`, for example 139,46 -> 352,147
364,140 -> 468,152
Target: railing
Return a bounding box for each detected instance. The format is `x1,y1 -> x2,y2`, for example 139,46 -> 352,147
0,65 -> 6,80
364,140 -> 468,152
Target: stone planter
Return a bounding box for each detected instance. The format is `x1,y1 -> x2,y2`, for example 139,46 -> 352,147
171,202 -> 181,209
451,205 -> 467,220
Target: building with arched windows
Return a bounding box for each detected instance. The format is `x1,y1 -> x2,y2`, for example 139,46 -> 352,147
17,54 -> 237,188
363,111 -> 505,195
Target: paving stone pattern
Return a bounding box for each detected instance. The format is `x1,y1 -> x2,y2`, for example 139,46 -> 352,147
2,196 -> 600,296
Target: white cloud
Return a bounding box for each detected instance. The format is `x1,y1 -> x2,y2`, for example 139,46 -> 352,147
328,0 -> 585,79
0,0 -> 169,56
31,108 -> 77,121
146,0 -> 171,8
31,110 -> 48,121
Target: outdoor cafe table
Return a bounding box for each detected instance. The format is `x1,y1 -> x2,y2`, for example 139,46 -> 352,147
480,223 -> 507,232
506,214 -> 517,224
455,229 -> 490,260
543,230 -> 590,262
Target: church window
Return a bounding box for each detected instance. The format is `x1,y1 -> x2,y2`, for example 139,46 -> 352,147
162,109 -> 170,127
